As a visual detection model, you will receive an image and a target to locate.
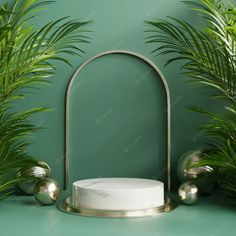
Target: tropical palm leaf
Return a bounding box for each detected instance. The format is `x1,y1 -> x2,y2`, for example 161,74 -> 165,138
190,106 -> 236,144
145,0 -> 236,103
146,0 -> 236,198
0,1 -> 90,104
0,0 -> 90,199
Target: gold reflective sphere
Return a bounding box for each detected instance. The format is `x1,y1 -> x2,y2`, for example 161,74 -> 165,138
34,178 -> 61,205
177,150 -> 214,182
17,161 -> 51,195
178,182 -> 199,205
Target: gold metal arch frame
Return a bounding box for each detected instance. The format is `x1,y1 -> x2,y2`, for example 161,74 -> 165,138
59,50 -> 176,217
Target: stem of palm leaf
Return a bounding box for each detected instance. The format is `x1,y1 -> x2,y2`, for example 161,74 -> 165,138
0,0 -> 90,199
145,0 -> 236,198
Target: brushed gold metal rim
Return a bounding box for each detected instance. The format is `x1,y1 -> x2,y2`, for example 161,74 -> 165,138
64,50 -> 172,191
57,196 -> 177,218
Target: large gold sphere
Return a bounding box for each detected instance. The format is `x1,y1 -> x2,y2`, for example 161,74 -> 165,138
17,161 -> 51,195
34,178 -> 61,205
177,150 -> 213,182
178,181 -> 199,205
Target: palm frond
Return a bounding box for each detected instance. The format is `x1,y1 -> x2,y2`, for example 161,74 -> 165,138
146,0 -> 236,198
190,106 -> 236,144
0,0 -> 90,198
146,0 -> 236,101
0,1 -> 90,103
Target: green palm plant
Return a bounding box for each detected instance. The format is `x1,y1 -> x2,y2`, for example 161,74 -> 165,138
0,0 -> 90,199
146,0 -> 236,197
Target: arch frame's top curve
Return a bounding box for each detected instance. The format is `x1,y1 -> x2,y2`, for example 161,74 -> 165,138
64,50 -> 171,192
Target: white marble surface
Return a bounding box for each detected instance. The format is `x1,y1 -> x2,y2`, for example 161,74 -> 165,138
72,178 -> 164,210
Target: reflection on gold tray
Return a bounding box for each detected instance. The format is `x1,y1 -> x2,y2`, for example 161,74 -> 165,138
57,196 -> 177,218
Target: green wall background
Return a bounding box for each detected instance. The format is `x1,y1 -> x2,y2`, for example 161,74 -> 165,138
68,53 -> 168,188
4,0 -> 217,189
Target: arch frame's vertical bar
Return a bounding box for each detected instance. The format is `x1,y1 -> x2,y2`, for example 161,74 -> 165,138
64,50 -> 171,192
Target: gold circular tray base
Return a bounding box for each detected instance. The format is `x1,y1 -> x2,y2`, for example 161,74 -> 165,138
57,196 -> 177,218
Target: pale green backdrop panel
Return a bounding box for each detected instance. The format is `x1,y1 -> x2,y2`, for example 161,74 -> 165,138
68,54 -> 167,187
